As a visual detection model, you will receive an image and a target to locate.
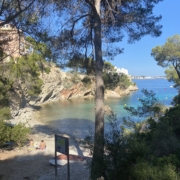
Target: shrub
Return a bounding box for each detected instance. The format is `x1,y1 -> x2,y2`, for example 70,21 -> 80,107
27,78 -> 43,97
70,73 -> 81,84
103,72 -> 132,90
0,120 -> 12,146
11,122 -> 30,147
132,161 -> 180,180
63,77 -> 73,89
0,121 -> 30,147
81,76 -> 91,85
0,107 -> 11,120
44,67 -> 51,74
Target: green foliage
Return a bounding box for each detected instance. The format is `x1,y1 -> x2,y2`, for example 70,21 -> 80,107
151,34 -> 180,68
26,36 -> 52,61
0,120 -> 12,146
156,154 -> 180,167
81,76 -> 91,86
103,61 -> 115,73
62,73 -> 82,89
151,34 -> 180,87
0,120 -> 30,147
133,161 -> 180,180
103,72 -> 119,89
44,67 -> 51,74
62,77 -> 73,89
0,107 -> 11,121
11,123 -> 30,147
165,66 -> 180,87
81,89 -> 180,179
67,53 -> 84,72
27,78 -> 43,97
172,93 -> 180,106
67,54 -> 95,75
70,72 -> 81,84
103,72 -> 132,90
0,75 -> 13,108
160,105 -> 180,139
124,89 -> 164,118
119,73 -> 132,88
10,54 -> 44,97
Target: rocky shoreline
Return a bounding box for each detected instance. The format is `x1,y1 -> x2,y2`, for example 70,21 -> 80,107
8,63 -> 138,139
10,64 -> 138,121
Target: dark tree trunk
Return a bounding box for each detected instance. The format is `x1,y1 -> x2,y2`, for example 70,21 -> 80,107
91,0 -> 105,179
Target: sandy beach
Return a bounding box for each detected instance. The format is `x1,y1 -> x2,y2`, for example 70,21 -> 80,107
0,106 -> 91,180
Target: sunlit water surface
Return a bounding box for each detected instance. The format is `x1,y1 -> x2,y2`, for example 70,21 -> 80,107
36,79 -> 178,138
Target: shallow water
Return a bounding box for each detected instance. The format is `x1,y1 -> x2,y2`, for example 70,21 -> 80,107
37,79 -> 178,138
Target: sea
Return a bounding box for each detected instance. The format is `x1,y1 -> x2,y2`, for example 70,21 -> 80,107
37,79 -> 178,138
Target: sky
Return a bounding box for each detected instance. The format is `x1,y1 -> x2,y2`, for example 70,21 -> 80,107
112,0 -> 180,76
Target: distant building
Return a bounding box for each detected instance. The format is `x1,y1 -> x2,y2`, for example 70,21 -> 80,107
114,66 -> 128,75
131,76 -> 166,79
144,76 -> 152,79
0,22 -> 33,61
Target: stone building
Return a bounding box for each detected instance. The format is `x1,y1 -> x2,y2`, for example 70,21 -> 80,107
0,22 -> 32,61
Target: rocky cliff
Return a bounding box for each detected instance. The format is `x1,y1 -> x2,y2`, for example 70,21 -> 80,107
10,63 -> 138,117
33,64 -> 138,105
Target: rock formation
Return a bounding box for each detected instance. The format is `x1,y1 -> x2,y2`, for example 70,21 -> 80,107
34,64 -> 138,105
10,63 -> 138,117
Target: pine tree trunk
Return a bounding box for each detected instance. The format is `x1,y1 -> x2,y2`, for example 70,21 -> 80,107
91,0 -> 105,179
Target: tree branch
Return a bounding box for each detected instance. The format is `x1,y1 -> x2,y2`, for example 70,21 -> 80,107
71,14 -> 92,36
17,0 -> 22,11
85,0 -> 96,10
0,1 -> 34,27
0,0 -> 5,16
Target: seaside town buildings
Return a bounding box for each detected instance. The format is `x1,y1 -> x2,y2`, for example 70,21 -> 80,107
114,66 -> 129,75
131,76 -> 166,79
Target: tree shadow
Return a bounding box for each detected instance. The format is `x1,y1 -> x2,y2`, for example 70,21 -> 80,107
30,118 -> 96,158
32,118 -> 94,139
0,152 -> 53,180
0,150 -> 90,180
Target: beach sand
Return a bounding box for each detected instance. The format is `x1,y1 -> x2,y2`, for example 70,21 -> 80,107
0,107 -> 91,180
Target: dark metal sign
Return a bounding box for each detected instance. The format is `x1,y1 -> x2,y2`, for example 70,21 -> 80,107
55,135 -> 69,154
55,134 -> 70,180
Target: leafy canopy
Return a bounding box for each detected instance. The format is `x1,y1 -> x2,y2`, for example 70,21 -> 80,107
151,34 -> 180,81
165,65 -> 180,87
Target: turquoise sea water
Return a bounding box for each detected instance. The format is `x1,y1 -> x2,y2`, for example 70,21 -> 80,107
37,79 -> 178,138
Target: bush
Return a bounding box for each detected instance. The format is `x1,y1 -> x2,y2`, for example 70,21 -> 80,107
103,72 -> 132,90
44,67 -> 51,74
0,107 -> 11,120
103,72 -> 120,89
70,73 -> 81,84
0,120 -> 12,146
81,76 -> 91,85
133,161 -> 180,180
27,78 -> 43,97
11,122 -> 30,147
0,120 -> 30,147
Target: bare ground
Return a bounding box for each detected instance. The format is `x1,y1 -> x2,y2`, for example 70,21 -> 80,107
0,110 -> 91,180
